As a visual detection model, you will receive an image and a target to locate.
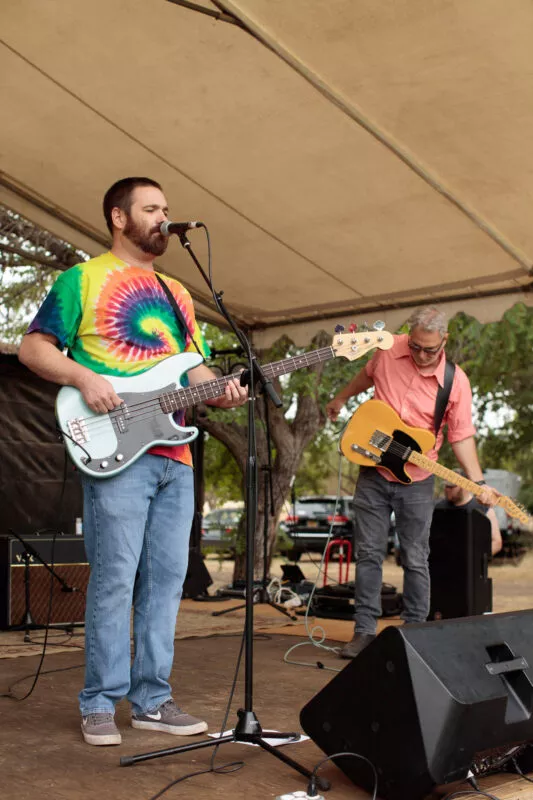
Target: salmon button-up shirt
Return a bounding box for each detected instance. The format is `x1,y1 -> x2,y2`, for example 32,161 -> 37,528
365,334 -> 476,482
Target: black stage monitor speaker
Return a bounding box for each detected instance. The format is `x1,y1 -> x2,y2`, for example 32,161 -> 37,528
429,506 -> 492,619
301,611 -> 533,800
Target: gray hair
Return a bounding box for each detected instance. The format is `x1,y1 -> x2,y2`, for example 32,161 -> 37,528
407,306 -> 448,336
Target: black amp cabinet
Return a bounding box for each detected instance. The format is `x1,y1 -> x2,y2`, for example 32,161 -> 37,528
0,534 -> 88,629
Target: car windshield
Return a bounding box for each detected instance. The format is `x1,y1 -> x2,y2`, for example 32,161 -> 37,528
296,500 -> 344,516
204,509 -> 241,527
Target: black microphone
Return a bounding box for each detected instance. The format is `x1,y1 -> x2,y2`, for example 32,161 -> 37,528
159,220 -> 203,236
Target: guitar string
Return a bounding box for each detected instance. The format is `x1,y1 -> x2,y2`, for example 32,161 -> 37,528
376,436 -> 521,515
61,346 -> 337,435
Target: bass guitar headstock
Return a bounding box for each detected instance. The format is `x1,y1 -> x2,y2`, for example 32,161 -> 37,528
332,321 -> 393,361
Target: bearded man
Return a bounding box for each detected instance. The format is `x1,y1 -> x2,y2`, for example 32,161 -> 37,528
19,178 -> 248,745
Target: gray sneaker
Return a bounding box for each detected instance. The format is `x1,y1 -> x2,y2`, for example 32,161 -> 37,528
81,712 -> 121,746
132,699 -> 208,735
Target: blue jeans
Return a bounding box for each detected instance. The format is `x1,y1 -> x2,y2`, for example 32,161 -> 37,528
79,455 -> 194,716
352,468 -> 435,633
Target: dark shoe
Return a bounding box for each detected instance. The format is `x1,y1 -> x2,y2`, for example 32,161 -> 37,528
339,632 -> 376,659
132,699 -> 208,735
81,712 -> 121,746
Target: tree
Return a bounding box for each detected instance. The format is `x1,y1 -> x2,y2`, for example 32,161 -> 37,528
0,205 -> 88,342
445,304 -> 533,511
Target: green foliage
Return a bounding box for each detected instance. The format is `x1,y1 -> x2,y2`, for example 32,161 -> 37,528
0,207 -> 88,344
202,433 -> 243,507
0,264 -> 59,343
443,304 -> 533,510
293,430 -> 337,495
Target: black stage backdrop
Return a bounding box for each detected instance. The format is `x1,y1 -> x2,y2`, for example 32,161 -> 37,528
0,353 -> 82,536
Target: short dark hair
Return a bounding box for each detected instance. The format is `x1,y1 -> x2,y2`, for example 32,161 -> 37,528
102,177 -> 163,234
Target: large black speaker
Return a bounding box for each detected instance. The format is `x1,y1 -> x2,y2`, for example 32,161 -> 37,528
301,612 -> 533,800
429,506 -> 492,619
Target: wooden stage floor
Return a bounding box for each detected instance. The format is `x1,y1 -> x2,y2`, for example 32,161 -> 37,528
1,611 -> 532,800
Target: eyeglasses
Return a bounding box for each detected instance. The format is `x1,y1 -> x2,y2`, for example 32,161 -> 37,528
408,338 -> 445,355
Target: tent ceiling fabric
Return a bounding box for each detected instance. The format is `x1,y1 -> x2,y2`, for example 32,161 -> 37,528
1,0 -> 532,347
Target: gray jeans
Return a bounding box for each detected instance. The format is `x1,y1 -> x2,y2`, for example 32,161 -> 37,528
353,468 -> 435,633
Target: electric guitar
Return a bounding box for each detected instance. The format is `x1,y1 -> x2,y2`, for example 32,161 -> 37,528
341,399 -> 531,526
56,327 -> 393,479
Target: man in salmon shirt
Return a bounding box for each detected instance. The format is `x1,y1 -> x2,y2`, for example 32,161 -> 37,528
326,306 -> 496,658
18,177 -> 248,744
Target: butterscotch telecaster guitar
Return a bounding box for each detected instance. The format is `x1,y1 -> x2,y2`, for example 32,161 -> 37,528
341,399 -> 531,526
57,326 -> 393,479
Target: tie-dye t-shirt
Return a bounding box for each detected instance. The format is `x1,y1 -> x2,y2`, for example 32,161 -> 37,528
27,251 -> 210,467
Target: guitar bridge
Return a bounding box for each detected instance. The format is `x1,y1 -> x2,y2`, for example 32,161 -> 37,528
67,417 -> 90,445
350,443 -> 381,463
370,430 -> 392,452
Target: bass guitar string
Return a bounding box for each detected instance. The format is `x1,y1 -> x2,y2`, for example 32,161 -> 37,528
62,346 -> 336,433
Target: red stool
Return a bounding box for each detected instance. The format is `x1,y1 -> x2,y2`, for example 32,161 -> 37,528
323,537 -> 353,586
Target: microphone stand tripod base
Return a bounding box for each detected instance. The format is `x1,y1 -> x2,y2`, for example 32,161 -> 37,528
120,708 -> 330,791
211,585 -> 298,620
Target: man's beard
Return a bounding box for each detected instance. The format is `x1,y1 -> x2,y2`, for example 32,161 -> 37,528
123,216 -> 168,257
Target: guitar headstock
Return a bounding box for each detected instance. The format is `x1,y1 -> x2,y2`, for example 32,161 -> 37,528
498,496 -> 532,528
332,324 -> 393,361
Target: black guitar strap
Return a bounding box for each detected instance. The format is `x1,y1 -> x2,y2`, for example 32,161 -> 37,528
155,273 -> 203,357
434,359 -> 456,435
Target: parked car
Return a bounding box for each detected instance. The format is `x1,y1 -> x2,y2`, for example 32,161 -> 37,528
200,507 -> 242,553
280,496 -> 356,561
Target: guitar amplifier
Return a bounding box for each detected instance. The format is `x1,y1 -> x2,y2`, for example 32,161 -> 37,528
0,534 -> 89,629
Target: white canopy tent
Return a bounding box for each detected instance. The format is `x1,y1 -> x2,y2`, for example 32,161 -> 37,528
1,0 -> 532,346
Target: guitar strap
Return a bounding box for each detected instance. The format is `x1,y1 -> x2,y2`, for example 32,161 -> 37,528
155,273 -> 204,357
434,359 -> 456,434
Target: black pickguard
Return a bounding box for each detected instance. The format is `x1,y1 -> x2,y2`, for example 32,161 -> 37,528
378,428 -> 422,484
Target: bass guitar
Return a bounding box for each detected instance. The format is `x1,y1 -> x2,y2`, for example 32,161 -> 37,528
341,399 -> 530,526
57,327 -> 393,479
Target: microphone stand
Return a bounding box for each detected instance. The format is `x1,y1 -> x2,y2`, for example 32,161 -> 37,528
120,230 -> 330,791
212,392 -> 297,620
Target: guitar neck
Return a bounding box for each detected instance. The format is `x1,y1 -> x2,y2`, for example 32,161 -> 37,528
408,450 -> 489,498
408,450 -> 525,520
166,345 -> 335,411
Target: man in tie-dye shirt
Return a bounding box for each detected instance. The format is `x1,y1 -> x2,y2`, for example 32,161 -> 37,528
19,177 -> 248,746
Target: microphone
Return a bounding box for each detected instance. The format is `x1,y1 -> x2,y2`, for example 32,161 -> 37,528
159,220 -> 203,236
